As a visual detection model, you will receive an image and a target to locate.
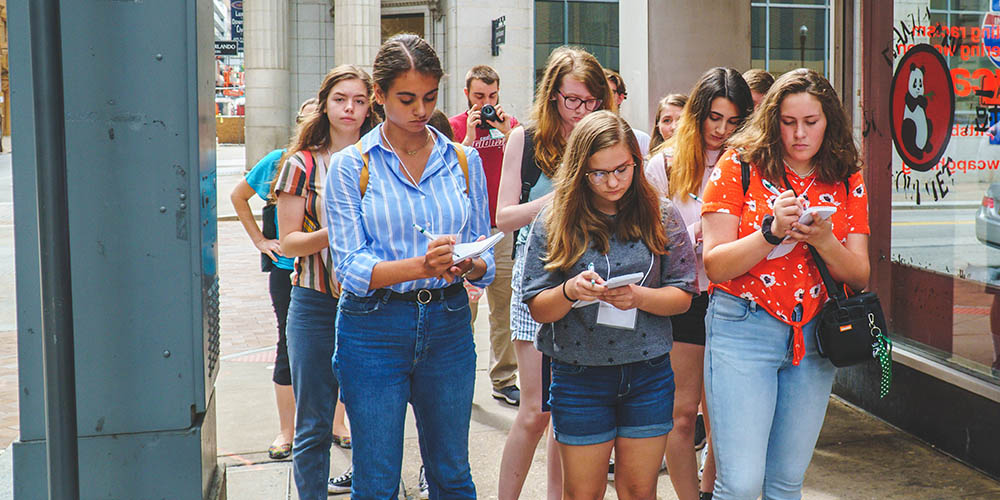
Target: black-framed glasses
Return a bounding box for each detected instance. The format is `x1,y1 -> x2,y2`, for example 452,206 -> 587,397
558,91 -> 603,111
585,163 -> 634,185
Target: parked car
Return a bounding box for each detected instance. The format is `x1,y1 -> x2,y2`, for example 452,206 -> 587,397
976,183 -> 1000,248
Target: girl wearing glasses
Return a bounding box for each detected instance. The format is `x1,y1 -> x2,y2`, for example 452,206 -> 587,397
495,46 -> 613,500
645,68 -> 754,500
520,110 -> 697,499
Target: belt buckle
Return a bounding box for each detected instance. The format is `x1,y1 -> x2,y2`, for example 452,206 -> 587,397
416,289 -> 433,305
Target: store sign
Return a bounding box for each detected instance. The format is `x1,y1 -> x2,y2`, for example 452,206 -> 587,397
890,44 -> 956,172
231,0 -> 244,52
214,40 -> 238,56
491,16 -> 506,57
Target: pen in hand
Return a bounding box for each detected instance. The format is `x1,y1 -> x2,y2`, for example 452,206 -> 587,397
761,179 -> 784,197
587,262 -> 595,286
412,223 -> 438,240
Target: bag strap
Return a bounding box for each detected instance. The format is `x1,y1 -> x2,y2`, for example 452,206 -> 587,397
519,127 -> 542,204
356,140 -> 469,196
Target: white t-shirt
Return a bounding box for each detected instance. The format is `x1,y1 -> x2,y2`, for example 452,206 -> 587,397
634,129 -> 651,157
643,148 -> 721,292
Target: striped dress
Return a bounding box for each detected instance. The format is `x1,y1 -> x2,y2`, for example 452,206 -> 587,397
273,149 -> 340,297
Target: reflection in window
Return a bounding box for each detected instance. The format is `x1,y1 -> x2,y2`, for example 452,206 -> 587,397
890,0 -> 1000,383
534,1 -> 619,84
750,1 -> 830,77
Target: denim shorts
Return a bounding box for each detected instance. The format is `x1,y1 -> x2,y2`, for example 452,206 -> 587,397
549,353 -> 675,446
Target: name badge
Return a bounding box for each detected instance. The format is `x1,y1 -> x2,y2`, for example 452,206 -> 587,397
489,128 -> 505,140
596,301 -> 637,330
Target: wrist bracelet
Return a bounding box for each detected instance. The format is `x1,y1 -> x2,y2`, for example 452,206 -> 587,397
562,280 -> 574,302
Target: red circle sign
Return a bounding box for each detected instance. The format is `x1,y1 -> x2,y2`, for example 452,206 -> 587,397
890,44 -> 955,172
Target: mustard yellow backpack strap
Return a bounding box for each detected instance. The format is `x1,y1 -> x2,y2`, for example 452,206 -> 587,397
355,141 -> 369,196
452,144 -> 470,194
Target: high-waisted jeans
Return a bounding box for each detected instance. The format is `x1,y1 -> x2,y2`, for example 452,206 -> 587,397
334,290 -> 477,500
705,290 -> 836,500
286,285 -> 339,500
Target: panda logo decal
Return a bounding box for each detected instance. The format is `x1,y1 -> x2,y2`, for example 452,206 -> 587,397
890,44 -> 955,172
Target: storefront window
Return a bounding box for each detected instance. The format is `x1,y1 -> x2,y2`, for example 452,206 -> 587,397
534,0 -> 619,83
751,1 -> 830,77
890,0 -> 1000,383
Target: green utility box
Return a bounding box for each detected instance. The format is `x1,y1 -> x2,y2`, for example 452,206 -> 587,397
9,0 -> 224,497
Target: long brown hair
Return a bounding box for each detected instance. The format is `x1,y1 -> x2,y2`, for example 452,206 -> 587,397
666,67 -> 753,199
728,68 -> 860,185
270,65 -> 378,199
648,93 -> 688,154
544,111 -> 668,272
530,46 -> 614,178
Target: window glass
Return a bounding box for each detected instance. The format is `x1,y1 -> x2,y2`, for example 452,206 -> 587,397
750,1 -> 830,78
752,6 -> 766,67
768,6 -> 827,75
890,0 -> 1000,384
381,14 -> 423,42
534,1 -> 619,84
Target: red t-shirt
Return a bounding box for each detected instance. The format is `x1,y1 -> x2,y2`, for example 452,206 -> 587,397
449,111 -> 518,227
701,149 -> 870,364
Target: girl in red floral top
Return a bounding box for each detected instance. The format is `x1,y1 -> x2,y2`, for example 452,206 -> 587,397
700,69 -> 870,500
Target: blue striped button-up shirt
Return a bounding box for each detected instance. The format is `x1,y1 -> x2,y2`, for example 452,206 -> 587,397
325,124 -> 496,297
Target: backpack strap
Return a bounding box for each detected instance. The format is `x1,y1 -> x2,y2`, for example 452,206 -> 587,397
356,140 -> 469,197
740,157 -> 750,195
356,141 -> 370,196
519,127 -> 542,204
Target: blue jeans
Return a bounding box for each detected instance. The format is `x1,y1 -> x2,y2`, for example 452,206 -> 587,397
286,286 -> 339,500
334,290 -> 477,500
549,354 -> 674,445
705,290 -> 836,500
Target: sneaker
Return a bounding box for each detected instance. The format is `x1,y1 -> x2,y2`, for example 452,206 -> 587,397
327,467 -> 352,495
492,385 -> 521,406
418,465 -> 430,499
694,413 -> 707,450
607,458 -> 615,481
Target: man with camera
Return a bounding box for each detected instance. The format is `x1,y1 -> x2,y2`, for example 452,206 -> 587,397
449,65 -> 520,406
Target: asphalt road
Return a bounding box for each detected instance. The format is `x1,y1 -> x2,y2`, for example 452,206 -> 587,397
891,206 -> 1000,282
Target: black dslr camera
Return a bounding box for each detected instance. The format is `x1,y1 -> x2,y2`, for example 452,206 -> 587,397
478,104 -> 500,129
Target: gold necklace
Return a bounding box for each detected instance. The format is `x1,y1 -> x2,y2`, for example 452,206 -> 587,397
390,129 -> 431,156
381,127 -> 425,185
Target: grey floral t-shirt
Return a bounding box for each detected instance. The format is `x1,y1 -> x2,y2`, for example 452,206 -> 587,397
520,200 -> 698,366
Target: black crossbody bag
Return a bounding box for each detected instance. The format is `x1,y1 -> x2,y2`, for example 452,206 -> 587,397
777,172 -> 894,397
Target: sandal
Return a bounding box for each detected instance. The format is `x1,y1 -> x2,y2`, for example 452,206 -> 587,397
267,442 -> 292,460
332,434 -> 352,449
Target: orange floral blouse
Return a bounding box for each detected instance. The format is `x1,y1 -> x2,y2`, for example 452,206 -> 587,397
700,149 -> 870,365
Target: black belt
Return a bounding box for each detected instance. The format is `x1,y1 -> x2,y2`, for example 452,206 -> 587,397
374,283 -> 465,305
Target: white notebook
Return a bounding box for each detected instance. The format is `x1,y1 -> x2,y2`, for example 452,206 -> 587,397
767,206 -> 837,260
452,231 -> 505,263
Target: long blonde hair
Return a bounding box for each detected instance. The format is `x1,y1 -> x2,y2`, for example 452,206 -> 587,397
665,68 -> 753,199
530,47 -> 614,178
544,111 -> 668,272
728,68 -> 860,185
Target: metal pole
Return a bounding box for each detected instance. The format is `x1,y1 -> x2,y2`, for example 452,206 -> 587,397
28,0 -> 81,498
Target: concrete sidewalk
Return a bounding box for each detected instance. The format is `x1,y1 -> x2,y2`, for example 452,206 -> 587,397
218,298 -> 1000,499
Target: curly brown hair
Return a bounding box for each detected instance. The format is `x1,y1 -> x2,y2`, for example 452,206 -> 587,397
727,68 -> 861,185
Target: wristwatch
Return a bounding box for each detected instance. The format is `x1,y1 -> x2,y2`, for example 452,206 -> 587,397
760,215 -> 784,245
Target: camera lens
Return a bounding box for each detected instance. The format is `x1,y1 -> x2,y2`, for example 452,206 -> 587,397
478,104 -> 498,129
